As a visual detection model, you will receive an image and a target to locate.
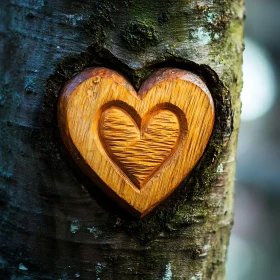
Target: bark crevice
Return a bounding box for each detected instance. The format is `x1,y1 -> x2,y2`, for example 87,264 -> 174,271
0,0 -> 244,279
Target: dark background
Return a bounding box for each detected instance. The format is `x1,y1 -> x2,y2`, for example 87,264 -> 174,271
226,0 -> 280,279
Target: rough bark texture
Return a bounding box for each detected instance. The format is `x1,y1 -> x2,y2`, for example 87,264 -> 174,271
0,0 -> 244,279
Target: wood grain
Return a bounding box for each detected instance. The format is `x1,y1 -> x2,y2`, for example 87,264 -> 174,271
58,67 -> 215,218
100,105 -> 180,189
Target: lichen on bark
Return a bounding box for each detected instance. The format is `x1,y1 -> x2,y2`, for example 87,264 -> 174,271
0,0 -> 244,279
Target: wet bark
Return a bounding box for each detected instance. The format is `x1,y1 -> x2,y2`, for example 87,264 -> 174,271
0,0 -> 244,279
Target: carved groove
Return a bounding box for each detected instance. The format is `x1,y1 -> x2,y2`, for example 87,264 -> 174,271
98,104 -> 184,189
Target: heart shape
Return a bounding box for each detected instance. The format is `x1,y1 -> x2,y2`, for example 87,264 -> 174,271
58,67 -> 214,218
99,103 -> 185,189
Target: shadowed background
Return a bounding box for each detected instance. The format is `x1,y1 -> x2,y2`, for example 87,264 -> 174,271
226,0 -> 280,279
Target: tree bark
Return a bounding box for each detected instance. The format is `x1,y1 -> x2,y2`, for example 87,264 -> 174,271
0,0 -> 244,279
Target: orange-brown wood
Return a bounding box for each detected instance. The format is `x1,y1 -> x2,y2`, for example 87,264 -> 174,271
58,67 -> 215,218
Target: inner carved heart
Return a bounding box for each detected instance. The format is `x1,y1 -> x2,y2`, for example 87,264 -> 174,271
98,105 -> 181,189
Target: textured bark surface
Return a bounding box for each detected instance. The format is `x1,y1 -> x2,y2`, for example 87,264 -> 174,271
0,0 -> 244,279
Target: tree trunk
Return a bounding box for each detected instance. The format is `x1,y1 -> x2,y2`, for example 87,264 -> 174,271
0,0 -> 244,279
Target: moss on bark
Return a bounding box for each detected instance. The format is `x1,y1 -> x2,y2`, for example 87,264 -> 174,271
0,0 -> 244,279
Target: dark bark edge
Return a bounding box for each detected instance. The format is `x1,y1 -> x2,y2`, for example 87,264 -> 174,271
40,45 -> 233,244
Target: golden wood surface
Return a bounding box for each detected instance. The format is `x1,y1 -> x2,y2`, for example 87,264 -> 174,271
58,68 -> 215,218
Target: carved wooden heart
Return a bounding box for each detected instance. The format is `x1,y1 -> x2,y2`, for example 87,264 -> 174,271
99,105 -> 182,189
58,67 -> 214,218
